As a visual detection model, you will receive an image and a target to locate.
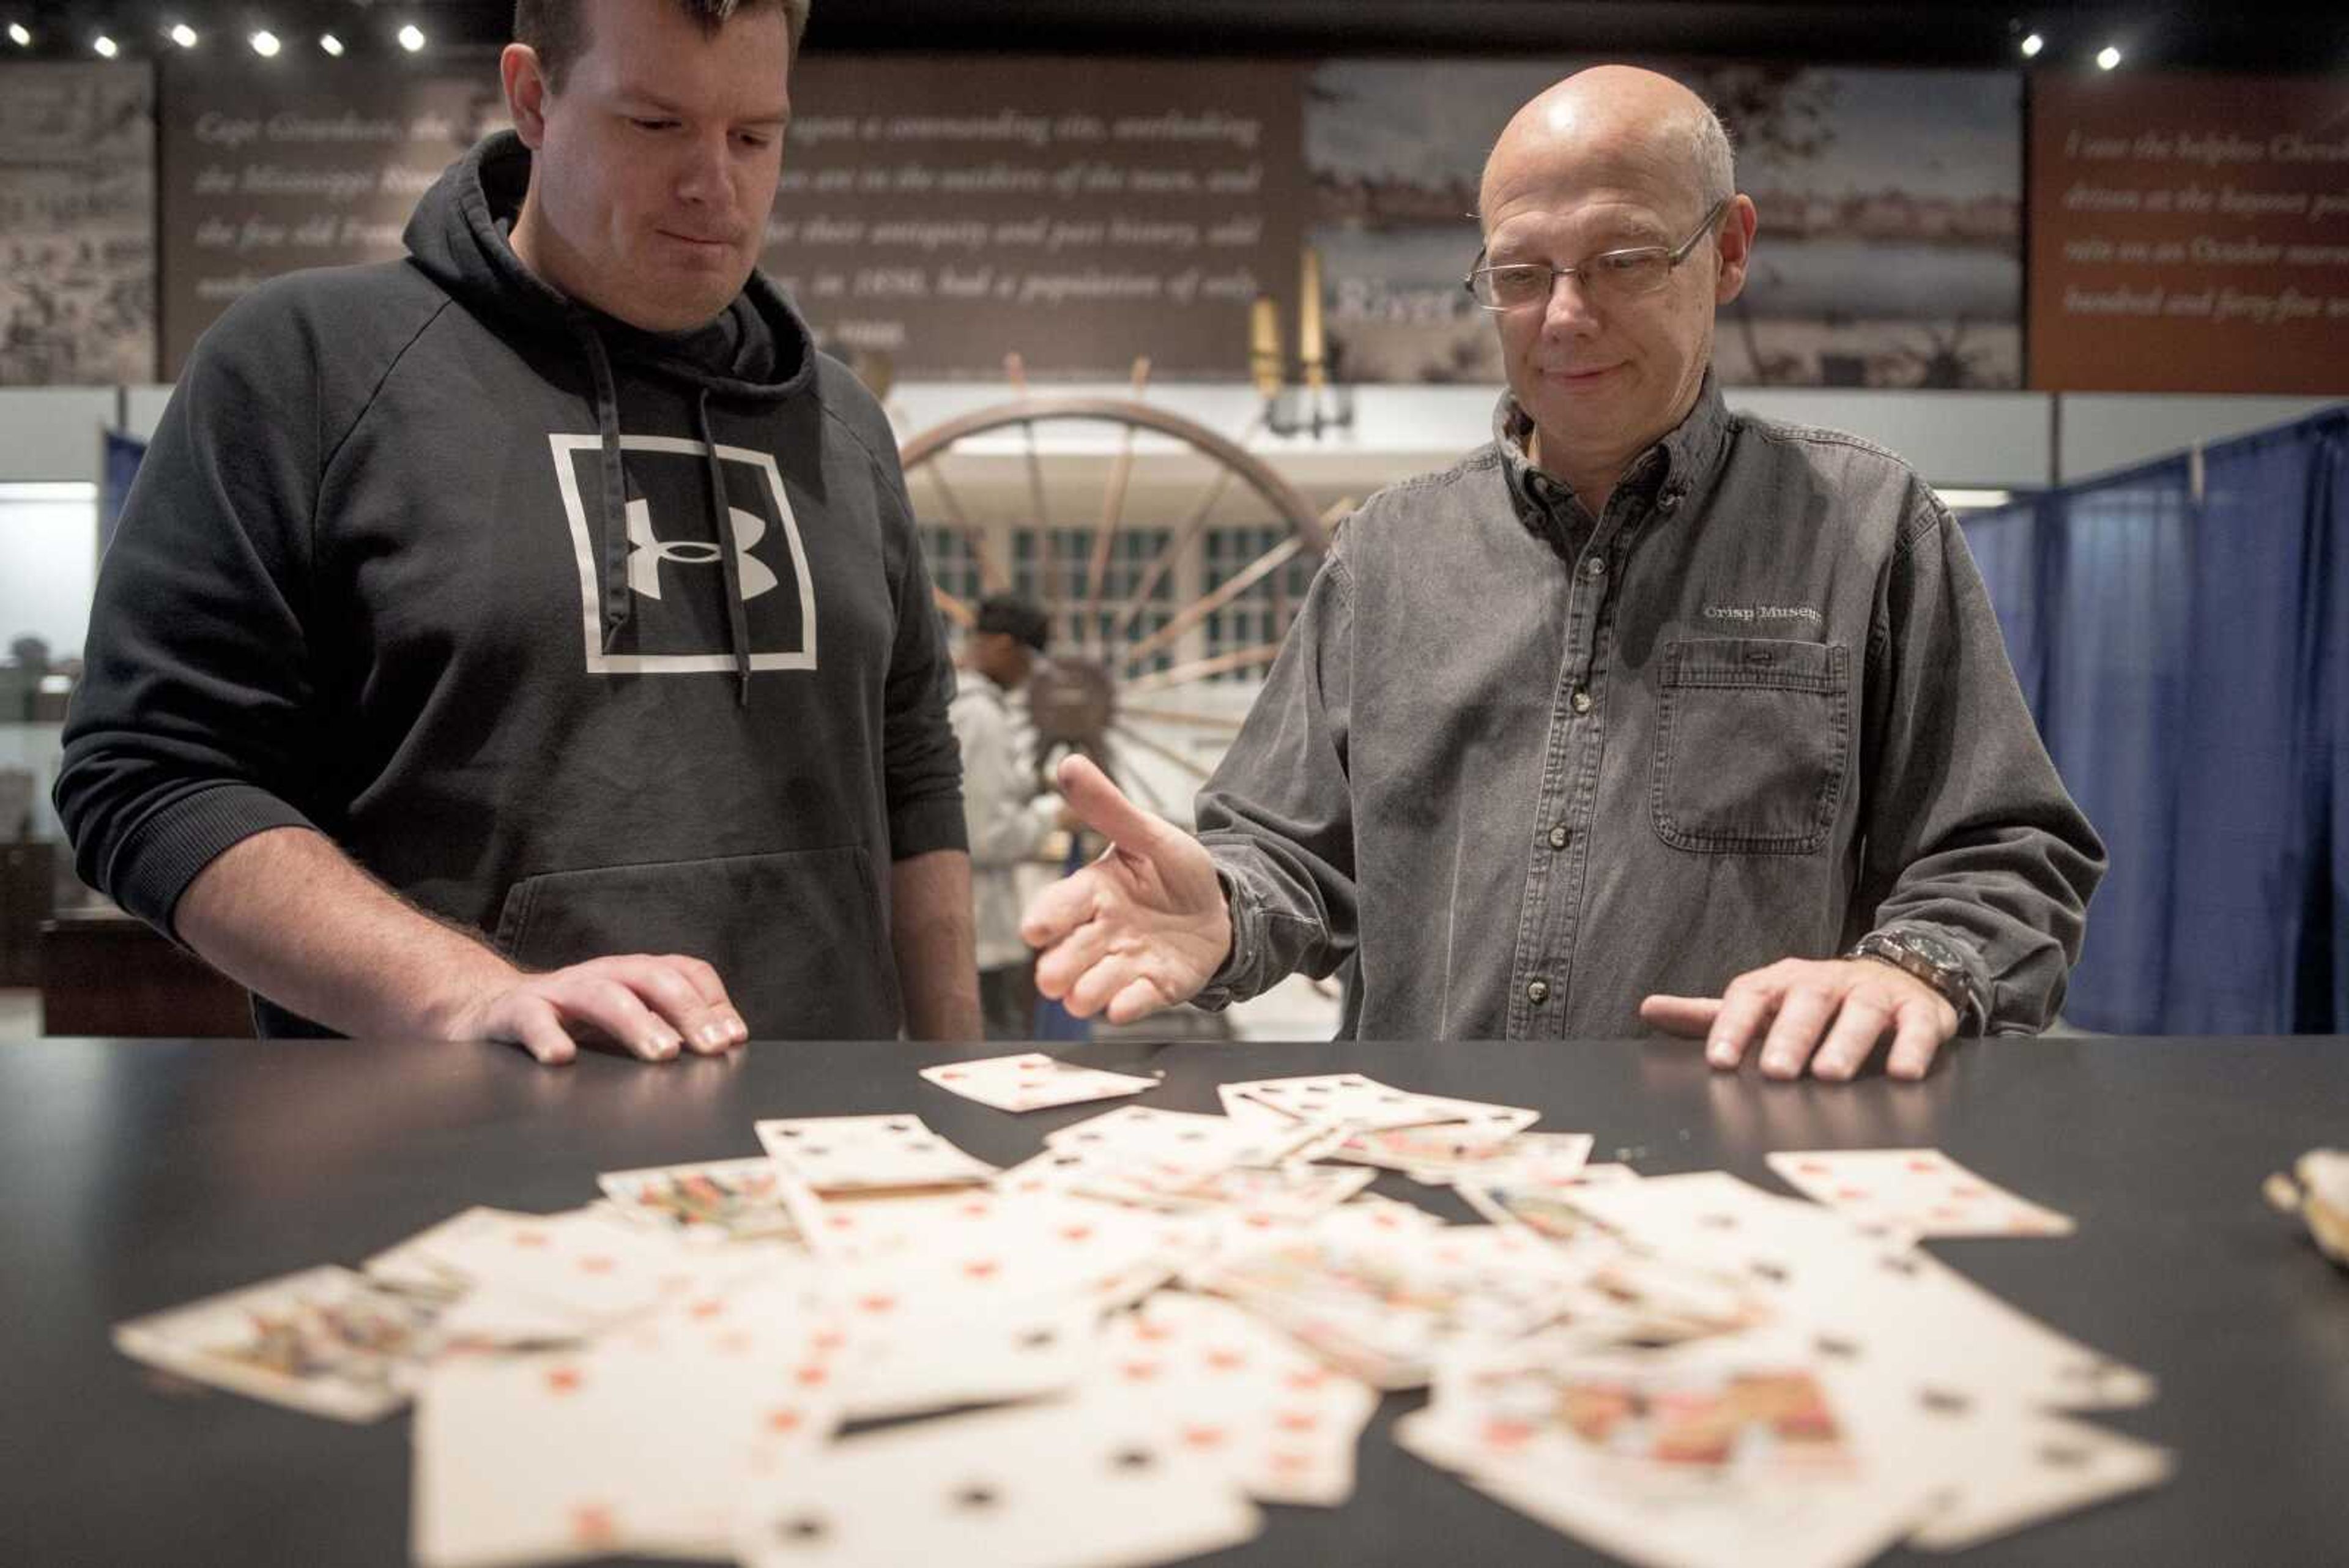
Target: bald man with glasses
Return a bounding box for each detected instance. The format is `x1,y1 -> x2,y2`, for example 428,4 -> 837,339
1020,66 -> 2103,1082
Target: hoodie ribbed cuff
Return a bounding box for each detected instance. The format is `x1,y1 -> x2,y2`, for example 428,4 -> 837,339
112,783 -> 317,942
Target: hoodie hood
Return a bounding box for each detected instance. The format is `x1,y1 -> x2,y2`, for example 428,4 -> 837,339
405,130 -> 818,697
406,130 -> 815,399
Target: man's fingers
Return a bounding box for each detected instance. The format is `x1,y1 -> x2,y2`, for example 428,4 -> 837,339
1758,985 -> 1837,1079
1639,994 -> 1721,1038
1062,953 -> 1141,1020
549,975 -> 680,1061
596,957 -> 733,1053
1033,915 -> 1116,1002
1106,975 -> 1173,1027
1887,1002 -> 1952,1080
1811,995 -> 1893,1082
1055,754 -> 1174,860
1705,976 -> 1781,1069
657,953 -> 748,1044
1020,866 -> 1104,952
502,995 -> 578,1066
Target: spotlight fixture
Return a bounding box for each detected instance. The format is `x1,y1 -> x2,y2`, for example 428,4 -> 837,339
397,23 -> 426,51
2020,32 -> 2044,58
167,22 -> 198,48
7,21 -> 32,47
92,32 -> 119,57
2096,44 -> 2122,70
319,31 -> 344,56
250,28 -> 280,57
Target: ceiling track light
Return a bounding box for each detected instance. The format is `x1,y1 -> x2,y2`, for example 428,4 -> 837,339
319,32 -> 344,56
397,23 -> 426,52
166,22 -> 198,49
92,32 -> 119,58
2020,32 -> 2045,59
2096,44 -> 2123,70
7,21 -> 32,48
250,28 -> 281,58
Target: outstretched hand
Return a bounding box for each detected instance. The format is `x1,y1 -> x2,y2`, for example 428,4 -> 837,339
1020,754 -> 1232,1025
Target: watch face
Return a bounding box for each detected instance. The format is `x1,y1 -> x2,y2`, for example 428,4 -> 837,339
1901,932 -> 1963,973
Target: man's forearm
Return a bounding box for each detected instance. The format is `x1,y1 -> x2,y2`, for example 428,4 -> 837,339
174,826 -> 521,1039
890,848 -> 981,1041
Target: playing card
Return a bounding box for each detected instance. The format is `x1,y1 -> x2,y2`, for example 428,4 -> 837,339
1096,1291 -> 1379,1506
1194,1217 -> 1576,1389
1906,1410 -> 2175,1550
921,1052 -> 1163,1113
833,1299 -> 1102,1421
1401,1337 -> 1940,1568
735,1390 -> 1262,1568
1337,1127 -> 1594,1186
1220,1074 -> 1540,1136
596,1156 -> 811,1245
755,1113 -> 998,1192
1457,1164 -> 1643,1238
1768,1149 -> 2077,1238
412,1296 -> 843,1566
389,1205 -> 709,1329
1563,1175 -> 2154,1411
113,1266 -> 436,1422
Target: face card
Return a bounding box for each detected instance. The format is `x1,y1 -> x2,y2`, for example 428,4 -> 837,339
735,1392 -> 1263,1568
1767,1150 -> 2077,1238
597,1156 -> 811,1246
921,1053 -> 1163,1113
112,1266 -> 436,1422
755,1114 -> 999,1192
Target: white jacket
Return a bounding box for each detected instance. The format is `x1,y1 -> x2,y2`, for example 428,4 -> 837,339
948,669 -> 1061,970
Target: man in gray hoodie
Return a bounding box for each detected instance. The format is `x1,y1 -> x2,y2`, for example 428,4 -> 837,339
1021,67 -> 2103,1081
56,0 -> 982,1057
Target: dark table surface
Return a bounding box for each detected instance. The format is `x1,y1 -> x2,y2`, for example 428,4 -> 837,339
4,1033 -> 2347,1567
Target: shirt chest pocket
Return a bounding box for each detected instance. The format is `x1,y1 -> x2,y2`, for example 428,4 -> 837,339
1650,636 -> 1851,854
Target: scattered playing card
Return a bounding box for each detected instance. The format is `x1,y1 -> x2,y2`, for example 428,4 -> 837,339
113,1266 -> 436,1422
597,1157 -> 810,1246
1768,1150 -> 2077,1238
921,1053 -> 1163,1113
1221,1074 -> 1540,1136
755,1114 -> 998,1193
735,1393 -> 1262,1568
1098,1291 -> 1379,1506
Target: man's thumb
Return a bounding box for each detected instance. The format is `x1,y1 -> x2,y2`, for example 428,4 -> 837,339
1056,752 -> 1170,856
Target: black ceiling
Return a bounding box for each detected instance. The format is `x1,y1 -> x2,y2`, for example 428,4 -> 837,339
7,0 -> 2348,71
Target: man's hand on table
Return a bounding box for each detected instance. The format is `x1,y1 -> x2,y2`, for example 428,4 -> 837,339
1021,754 -> 1232,1026
439,954 -> 749,1066
1640,957 -> 1958,1082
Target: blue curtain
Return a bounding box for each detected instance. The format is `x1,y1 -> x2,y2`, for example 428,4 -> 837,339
1967,407 -> 2349,1033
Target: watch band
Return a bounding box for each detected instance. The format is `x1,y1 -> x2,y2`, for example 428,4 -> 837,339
1846,931 -> 1986,1033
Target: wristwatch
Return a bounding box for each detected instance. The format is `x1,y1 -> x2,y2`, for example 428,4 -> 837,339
1846,930 -> 1986,1033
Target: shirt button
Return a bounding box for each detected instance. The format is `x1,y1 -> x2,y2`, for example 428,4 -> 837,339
1582,556 -> 1606,579
1548,824 -> 1570,850
1571,689 -> 1593,714
1526,979 -> 1550,1005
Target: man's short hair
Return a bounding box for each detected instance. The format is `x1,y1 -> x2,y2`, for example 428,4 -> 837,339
514,0 -> 812,92
975,595 -> 1051,654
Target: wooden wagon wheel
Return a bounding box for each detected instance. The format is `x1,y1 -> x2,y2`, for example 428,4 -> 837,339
899,376 -> 1340,823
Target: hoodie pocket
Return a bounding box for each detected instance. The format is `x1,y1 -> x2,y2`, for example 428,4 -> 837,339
492,846 -> 897,1039
1650,637 -> 1850,855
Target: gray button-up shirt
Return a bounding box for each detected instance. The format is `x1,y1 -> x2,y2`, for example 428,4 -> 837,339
1192,376 -> 2104,1039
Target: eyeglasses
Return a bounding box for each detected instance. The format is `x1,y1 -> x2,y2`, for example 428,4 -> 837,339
1464,196 -> 1731,313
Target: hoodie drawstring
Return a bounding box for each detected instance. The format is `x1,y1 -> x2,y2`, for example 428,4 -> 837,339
696,386 -> 754,707
571,321 -> 754,704
572,319 -> 634,653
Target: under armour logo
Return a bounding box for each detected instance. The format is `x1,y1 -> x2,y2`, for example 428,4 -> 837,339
625,497 -> 779,601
